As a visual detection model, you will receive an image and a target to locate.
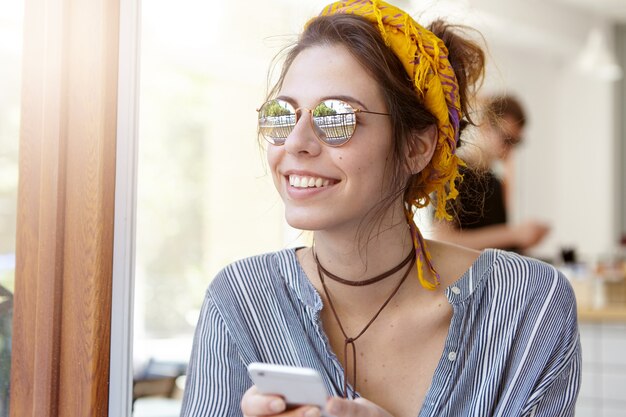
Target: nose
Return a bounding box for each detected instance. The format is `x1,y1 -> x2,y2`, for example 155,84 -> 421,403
283,109 -> 322,156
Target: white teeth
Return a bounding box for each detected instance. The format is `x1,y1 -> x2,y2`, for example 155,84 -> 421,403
288,174 -> 333,188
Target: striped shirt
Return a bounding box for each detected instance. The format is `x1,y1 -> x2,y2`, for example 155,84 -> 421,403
181,248 -> 581,417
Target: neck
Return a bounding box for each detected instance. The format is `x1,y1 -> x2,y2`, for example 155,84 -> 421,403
311,212 -> 413,285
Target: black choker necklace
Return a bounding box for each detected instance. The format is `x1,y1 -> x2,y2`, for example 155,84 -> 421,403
313,249 -> 414,287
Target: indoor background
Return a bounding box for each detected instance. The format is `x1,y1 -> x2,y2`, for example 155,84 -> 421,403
1,0 -> 625,416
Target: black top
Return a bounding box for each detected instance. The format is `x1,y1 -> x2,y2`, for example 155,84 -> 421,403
446,167 -> 521,252
451,167 -> 507,230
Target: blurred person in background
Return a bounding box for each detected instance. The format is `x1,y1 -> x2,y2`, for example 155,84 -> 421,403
433,94 -> 550,252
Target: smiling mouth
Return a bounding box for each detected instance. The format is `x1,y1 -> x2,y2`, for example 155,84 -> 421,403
288,174 -> 337,188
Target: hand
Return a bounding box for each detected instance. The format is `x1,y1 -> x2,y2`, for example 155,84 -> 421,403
514,220 -> 550,250
241,385 -> 321,417
324,397 -> 394,417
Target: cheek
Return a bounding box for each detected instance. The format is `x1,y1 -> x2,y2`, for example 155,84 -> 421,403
345,153 -> 389,180
266,147 -> 283,186
266,146 -> 280,170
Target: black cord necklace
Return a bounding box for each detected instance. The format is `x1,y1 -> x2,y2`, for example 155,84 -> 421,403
314,249 -> 416,398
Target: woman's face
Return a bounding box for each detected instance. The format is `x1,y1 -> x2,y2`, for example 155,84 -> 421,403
266,44 -> 399,235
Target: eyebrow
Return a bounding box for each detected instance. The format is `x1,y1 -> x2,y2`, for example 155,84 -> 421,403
275,94 -> 371,111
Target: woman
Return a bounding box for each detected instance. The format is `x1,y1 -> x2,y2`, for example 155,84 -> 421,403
181,1 -> 580,416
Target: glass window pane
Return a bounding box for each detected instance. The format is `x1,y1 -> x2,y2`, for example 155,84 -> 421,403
132,2 -> 327,415
0,2 -> 24,417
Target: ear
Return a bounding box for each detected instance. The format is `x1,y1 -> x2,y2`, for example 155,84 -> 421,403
406,125 -> 438,174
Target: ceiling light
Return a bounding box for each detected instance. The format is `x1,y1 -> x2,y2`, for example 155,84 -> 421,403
576,26 -> 623,81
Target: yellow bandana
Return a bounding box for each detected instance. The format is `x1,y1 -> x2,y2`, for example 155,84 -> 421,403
315,0 -> 464,289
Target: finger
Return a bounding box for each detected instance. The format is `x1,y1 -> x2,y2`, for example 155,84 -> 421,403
325,397 -> 391,417
325,397 -> 368,417
245,404 -> 317,417
240,386 -> 287,416
353,398 -> 379,409
300,406 -> 323,417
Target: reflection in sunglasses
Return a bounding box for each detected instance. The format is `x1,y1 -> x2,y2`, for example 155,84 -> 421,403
257,98 -> 389,147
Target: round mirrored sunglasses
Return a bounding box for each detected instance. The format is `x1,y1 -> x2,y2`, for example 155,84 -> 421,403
257,98 -> 390,147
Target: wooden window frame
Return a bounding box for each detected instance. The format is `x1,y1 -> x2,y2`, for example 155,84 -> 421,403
9,0 -> 139,415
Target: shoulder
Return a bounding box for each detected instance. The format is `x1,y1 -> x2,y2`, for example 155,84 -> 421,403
491,250 -> 572,294
208,248 -> 299,298
198,248 -> 315,363
432,243 -> 575,308
201,248 -> 305,339
477,250 -> 577,321
457,250 -> 580,368
484,252 -> 581,369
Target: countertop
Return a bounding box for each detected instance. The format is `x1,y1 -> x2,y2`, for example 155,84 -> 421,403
570,275 -> 626,322
578,304 -> 626,322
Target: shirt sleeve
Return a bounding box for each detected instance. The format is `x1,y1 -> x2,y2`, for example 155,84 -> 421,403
520,284 -> 582,417
180,292 -> 250,417
521,349 -> 581,417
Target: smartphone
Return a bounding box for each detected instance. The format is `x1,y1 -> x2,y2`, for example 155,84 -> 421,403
247,362 -> 329,409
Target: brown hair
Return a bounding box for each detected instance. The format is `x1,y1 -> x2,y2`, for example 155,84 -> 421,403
266,13 -> 485,234
483,94 -> 527,128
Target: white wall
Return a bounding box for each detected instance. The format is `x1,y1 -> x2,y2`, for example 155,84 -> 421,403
485,4 -> 618,260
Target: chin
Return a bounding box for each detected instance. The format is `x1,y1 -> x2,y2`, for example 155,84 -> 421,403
284,214 -> 321,232
284,209 -> 337,232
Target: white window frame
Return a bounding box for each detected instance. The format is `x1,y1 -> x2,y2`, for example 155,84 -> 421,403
109,0 -> 141,415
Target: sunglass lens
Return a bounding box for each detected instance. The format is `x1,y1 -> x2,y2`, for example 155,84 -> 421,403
312,99 -> 356,146
258,99 -> 296,145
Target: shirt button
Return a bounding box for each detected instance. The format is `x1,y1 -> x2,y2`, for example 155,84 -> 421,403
451,286 -> 461,295
448,351 -> 457,361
